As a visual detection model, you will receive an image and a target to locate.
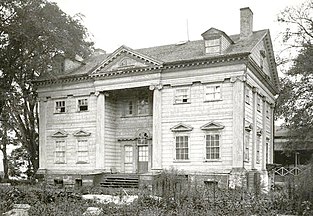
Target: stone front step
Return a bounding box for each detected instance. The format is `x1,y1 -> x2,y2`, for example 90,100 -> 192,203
100,174 -> 139,188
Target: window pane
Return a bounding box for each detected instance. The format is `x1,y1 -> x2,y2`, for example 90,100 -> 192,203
124,146 -> 133,163
175,88 -> 189,103
206,134 -> 220,159
176,136 -> 189,160
205,86 -> 221,101
138,97 -> 149,115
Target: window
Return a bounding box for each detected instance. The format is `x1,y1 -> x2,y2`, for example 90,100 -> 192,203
266,138 -> 270,164
256,135 -> 261,164
55,140 -> 66,163
55,101 -> 65,113
137,132 -> 149,145
244,131 -> 250,162
175,88 -> 190,104
206,134 -> 220,160
257,97 -> 261,112
260,50 -> 266,70
205,38 -> 221,54
78,99 -> 88,111
175,136 -> 189,160
124,146 -> 133,163
127,101 -> 133,115
77,140 -> 89,163
205,86 -> 221,101
245,88 -> 250,104
138,97 -> 149,115
266,104 -> 270,119
138,146 -> 149,162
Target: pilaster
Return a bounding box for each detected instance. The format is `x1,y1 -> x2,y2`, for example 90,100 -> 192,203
269,104 -> 275,164
251,87 -> 257,170
231,76 -> 245,167
262,97 -> 266,170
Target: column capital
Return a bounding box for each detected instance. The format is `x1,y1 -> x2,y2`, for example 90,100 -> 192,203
149,84 -> 163,91
95,91 -> 109,97
230,75 -> 246,83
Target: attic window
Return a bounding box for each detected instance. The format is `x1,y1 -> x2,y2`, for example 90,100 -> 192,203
205,38 -> 221,54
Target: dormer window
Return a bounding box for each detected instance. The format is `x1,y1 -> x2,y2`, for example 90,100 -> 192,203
201,28 -> 233,55
204,37 -> 221,54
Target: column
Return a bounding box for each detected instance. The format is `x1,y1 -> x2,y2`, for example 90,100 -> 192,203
150,84 -> 163,171
38,99 -> 47,171
95,91 -> 106,170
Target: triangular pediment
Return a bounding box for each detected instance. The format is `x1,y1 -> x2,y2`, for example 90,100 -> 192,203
200,121 -> 225,131
201,27 -> 233,44
171,123 -> 193,132
73,130 -> 91,137
93,45 -> 162,74
51,130 -> 68,138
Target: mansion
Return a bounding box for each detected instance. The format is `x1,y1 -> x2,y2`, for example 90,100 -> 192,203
36,7 -> 279,189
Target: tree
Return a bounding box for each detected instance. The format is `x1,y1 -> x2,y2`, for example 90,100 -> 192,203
0,0 -> 93,175
276,0 -> 313,151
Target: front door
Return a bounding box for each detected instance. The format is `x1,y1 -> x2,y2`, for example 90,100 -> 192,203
138,145 -> 149,173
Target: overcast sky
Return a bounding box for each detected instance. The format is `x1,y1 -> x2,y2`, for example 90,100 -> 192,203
51,0 -> 304,53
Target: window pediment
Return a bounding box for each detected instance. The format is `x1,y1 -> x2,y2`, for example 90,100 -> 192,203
171,123 -> 193,132
52,130 -> 68,138
200,122 -> 224,131
73,130 -> 91,137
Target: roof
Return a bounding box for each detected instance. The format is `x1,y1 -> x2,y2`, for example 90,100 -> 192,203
37,29 -> 270,81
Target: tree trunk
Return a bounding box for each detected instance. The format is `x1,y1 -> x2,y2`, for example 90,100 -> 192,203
2,124 -> 9,180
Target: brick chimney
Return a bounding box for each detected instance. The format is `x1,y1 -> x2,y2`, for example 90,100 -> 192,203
240,7 -> 253,39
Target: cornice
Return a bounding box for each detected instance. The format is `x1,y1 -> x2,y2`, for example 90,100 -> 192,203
247,57 -> 278,95
34,52 -> 250,87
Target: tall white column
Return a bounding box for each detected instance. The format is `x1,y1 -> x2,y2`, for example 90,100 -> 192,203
95,92 -> 106,170
150,84 -> 163,172
38,99 -> 47,171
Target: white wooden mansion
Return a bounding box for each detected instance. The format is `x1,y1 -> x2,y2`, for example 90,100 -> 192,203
35,7 -> 279,189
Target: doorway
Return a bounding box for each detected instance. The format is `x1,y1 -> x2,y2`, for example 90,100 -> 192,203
138,145 -> 149,173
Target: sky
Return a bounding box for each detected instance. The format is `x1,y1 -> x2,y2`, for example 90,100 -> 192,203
51,0 -> 305,54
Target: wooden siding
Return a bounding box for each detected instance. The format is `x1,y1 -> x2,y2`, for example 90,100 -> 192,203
160,79 -> 235,174
44,93 -> 97,171
250,39 -> 271,77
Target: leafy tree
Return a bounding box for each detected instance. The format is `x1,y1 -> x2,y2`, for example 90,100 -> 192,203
0,0 -> 93,175
275,0 -> 313,151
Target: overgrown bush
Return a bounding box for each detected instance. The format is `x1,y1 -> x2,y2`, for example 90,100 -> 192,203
1,168 -> 313,215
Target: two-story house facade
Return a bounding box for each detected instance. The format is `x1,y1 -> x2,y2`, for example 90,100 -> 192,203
35,7 -> 279,189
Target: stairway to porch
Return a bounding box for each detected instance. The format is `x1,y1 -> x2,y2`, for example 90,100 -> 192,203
100,174 -> 139,188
